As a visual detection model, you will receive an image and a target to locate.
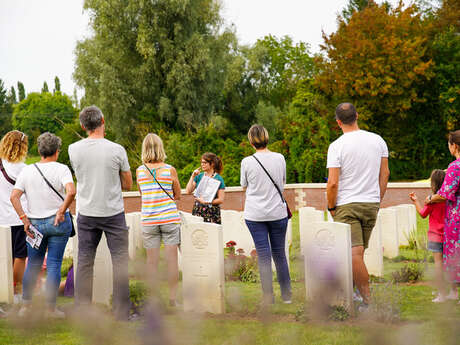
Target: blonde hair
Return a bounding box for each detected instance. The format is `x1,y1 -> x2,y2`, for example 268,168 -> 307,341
248,124 -> 269,149
0,130 -> 28,163
142,133 -> 166,163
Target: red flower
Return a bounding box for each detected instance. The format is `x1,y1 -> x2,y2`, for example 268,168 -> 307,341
226,241 -> 237,248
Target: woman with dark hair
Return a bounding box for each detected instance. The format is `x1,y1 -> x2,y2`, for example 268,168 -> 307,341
426,130 -> 460,301
0,130 -> 29,305
240,124 -> 291,305
185,152 -> 225,224
10,132 -> 76,318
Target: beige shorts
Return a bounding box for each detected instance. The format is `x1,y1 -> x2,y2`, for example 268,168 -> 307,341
333,202 -> 380,248
142,223 -> 180,249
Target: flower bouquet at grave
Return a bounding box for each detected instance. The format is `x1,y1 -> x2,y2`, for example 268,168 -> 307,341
224,241 -> 259,283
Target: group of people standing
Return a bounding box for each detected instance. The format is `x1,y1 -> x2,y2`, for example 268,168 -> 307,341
0,101 -> 459,319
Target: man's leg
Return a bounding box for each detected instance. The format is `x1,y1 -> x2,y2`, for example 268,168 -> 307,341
76,214 -> 102,306
351,245 -> 370,304
102,212 -> 129,320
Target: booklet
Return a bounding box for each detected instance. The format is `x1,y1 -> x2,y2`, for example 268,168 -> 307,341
26,224 -> 43,250
194,175 -> 221,203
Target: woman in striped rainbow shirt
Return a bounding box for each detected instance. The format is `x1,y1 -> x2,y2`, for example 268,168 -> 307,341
136,133 -> 182,307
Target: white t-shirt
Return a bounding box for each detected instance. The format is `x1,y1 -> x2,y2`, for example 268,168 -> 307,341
327,130 -> 388,206
240,152 -> 288,221
69,138 -> 130,217
14,162 -> 73,219
0,159 -> 27,226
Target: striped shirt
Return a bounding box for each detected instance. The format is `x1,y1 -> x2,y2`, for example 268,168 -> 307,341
137,164 -> 180,226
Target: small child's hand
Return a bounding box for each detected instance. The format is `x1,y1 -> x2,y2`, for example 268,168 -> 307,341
409,192 -> 417,202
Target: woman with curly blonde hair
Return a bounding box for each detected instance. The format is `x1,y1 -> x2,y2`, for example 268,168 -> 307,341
0,130 -> 29,305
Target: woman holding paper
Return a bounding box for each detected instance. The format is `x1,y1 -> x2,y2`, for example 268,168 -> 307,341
10,132 -> 75,318
186,152 -> 225,224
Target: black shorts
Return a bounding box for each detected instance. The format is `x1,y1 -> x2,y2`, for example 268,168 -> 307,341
11,225 -> 27,258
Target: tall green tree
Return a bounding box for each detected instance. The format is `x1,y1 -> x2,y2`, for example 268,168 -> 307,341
42,82 -> 49,93
54,76 -> 61,93
8,86 -> 17,104
17,82 -> 25,101
0,79 -> 13,135
12,92 -> 77,149
74,0 -> 236,146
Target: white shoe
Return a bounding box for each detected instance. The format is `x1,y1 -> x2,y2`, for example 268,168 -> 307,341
18,306 -> 29,317
446,289 -> 458,300
45,308 -> 65,319
13,294 -> 22,305
282,300 -> 292,304
432,294 -> 447,303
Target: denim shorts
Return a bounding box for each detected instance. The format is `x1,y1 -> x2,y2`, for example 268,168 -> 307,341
142,223 -> 180,248
428,241 -> 443,253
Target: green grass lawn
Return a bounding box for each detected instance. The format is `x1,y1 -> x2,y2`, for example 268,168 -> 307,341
1,212 -> 459,345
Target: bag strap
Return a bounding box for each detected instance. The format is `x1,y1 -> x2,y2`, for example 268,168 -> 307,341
143,164 -> 175,201
0,159 -> 16,185
34,163 -> 64,201
252,155 -> 286,204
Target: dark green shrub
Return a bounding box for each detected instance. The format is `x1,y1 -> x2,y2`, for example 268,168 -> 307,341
392,263 -> 424,283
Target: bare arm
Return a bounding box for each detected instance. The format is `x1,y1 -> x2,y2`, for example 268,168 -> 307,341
185,168 -> 200,194
409,192 -> 425,217
10,189 -> 33,238
425,193 -> 446,205
54,182 -> 76,226
379,157 -> 390,201
170,167 -> 182,201
327,167 -> 340,215
120,170 -> 133,191
211,189 -> 225,206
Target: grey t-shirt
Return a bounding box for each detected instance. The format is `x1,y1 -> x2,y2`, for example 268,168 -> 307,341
240,151 -> 287,221
69,138 -> 130,217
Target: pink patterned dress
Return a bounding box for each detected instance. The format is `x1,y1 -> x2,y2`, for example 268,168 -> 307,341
438,158 -> 460,283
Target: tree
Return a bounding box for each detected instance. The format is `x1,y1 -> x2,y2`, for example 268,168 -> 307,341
42,82 -> 49,93
8,86 -> 17,104
17,82 -> 25,101
0,79 -> 13,135
273,81 -> 331,183
249,35 -> 314,110
12,92 -> 77,150
74,0 -> 236,146
54,76 -> 61,93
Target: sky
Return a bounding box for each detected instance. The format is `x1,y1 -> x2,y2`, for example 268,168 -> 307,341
0,0 -> 400,97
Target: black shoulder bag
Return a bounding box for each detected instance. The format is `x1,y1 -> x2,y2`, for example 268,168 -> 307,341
0,159 -> 16,185
252,155 -> 292,219
34,164 -> 76,237
143,165 -> 175,201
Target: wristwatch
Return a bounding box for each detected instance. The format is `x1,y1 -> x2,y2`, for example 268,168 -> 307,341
327,206 -> 336,212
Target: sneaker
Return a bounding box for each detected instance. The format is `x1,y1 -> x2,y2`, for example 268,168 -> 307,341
45,309 -> 65,319
0,307 -> 7,318
446,289 -> 459,300
432,294 -> 447,303
13,294 -> 22,305
282,300 -> 292,304
18,306 -> 29,318
357,303 -> 369,314
353,289 -> 363,303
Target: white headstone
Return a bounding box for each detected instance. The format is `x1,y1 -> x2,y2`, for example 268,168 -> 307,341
363,214 -> 384,277
181,222 -> 225,314
131,212 -> 143,251
125,213 -> 137,259
304,221 -> 353,310
379,208 -> 399,258
73,218 -> 113,306
221,210 -> 255,257
63,236 -> 74,258
327,211 -> 334,222
299,207 -> 325,256
401,204 -> 417,233
394,205 -> 411,246
0,226 -> 14,303
92,233 -> 113,305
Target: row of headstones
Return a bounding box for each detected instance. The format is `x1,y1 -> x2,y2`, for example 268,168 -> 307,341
0,204 -> 415,312
300,204 -> 417,310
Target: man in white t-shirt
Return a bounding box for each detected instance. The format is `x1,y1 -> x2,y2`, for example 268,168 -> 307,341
69,105 -> 132,321
326,103 -> 390,307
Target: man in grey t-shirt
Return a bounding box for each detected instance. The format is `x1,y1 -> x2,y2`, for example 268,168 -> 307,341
69,105 -> 132,320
